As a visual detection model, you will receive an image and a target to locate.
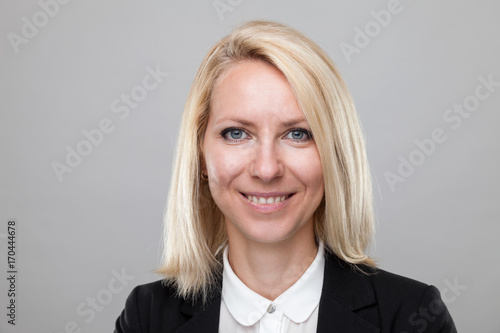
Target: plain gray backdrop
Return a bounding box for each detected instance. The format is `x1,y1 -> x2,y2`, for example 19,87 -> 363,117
1,0 -> 499,332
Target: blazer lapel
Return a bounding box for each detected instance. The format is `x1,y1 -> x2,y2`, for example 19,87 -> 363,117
317,253 -> 380,333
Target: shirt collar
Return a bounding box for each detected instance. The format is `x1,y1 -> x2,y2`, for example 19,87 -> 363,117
222,242 -> 325,326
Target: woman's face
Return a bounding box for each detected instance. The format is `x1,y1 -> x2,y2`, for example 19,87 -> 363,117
202,60 -> 324,246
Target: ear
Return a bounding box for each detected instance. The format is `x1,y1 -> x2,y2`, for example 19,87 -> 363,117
199,151 -> 209,182
199,148 -> 207,177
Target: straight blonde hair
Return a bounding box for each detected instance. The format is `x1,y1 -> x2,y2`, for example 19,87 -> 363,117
158,20 -> 375,302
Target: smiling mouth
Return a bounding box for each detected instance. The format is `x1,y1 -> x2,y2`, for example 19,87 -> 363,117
241,193 -> 294,204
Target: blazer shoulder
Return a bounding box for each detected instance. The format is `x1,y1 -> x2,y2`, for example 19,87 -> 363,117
322,253 -> 429,307
322,254 -> 456,332
368,268 -> 457,332
114,280 -> 187,333
131,279 -> 178,301
322,254 -> 434,314
370,267 -> 430,298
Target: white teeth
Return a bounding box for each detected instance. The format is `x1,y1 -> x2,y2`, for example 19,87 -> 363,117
246,195 -> 287,204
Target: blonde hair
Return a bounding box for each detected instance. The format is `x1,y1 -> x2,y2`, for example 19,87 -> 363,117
158,20 -> 375,301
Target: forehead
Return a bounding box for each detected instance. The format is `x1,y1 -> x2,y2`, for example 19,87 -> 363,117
210,60 -> 305,123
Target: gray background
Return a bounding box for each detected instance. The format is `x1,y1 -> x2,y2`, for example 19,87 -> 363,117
1,0 -> 499,332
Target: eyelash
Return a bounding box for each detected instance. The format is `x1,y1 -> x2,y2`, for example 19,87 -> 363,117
220,127 -> 248,141
287,128 -> 313,141
220,127 -> 313,142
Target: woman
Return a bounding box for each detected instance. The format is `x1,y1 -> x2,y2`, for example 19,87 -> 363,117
115,20 -> 456,332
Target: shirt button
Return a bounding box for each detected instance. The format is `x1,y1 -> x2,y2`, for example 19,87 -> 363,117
267,304 -> 276,314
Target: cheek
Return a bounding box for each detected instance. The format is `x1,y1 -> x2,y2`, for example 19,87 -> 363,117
294,150 -> 325,196
308,163 -> 324,192
289,147 -> 323,178
205,147 -> 246,188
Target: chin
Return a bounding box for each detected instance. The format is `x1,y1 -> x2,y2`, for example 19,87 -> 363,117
233,220 -> 311,245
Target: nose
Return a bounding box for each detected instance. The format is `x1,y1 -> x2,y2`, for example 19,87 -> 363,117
250,140 -> 284,182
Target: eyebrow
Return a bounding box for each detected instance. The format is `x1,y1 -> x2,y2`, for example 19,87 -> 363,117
216,117 -> 309,127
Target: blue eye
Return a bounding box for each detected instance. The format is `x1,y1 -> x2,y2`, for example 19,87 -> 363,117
221,127 -> 248,141
285,128 -> 312,141
229,129 -> 243,139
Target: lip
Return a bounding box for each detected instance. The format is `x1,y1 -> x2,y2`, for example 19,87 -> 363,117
239,192 -> 295,213
243,191 -> 291,198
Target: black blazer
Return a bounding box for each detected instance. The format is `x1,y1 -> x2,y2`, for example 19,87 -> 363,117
114,254 -> 456,332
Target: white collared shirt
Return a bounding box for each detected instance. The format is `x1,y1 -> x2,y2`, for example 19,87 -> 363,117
219,242 -> 325,333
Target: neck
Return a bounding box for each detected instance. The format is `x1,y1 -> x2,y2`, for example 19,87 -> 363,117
226,226 -> 318,300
